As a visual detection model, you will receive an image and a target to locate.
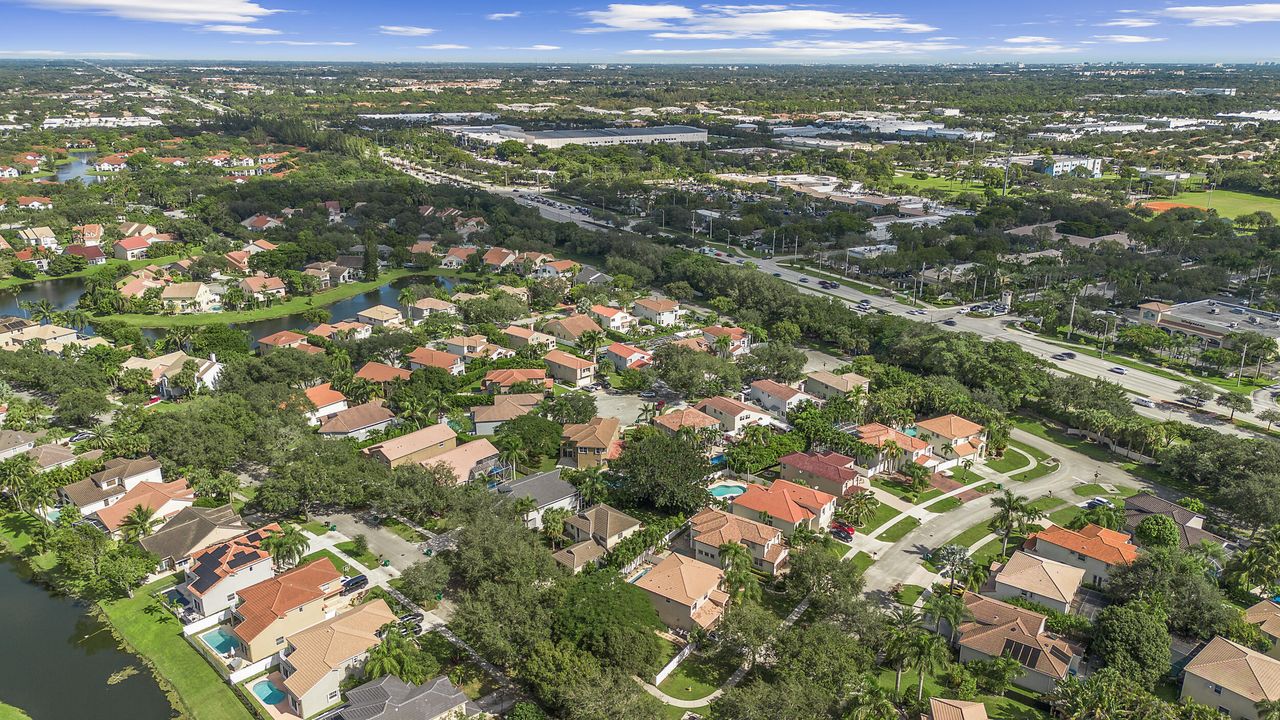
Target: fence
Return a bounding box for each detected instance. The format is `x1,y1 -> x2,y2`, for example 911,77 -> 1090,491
654,641 -> 697,686
1064,428 -> 1156,464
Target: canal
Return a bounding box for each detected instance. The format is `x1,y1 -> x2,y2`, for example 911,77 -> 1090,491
0,555 -> 174,719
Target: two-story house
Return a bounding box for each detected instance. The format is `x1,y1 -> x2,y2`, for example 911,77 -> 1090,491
803,370 -> 871,400
501,325 -> 556,352
747,379 -> 814,417
634,553 -> 729,632
494,468 -> 580,530
1024,523 -> 1138,586
160,282 -> 216,314
560,417 -> 621,469
356,305 -> 404,328
955,593 -> 1083,694
406,347 -> 465,375
694,396 -> 773,435
688,508 -> 788,575
588,305 -> 638,333
174,524 -> 280,620
544,349 -> 596,388
1182,637 -> 1280,719
777,451 -> 867,498
633,297 -> 681,326
58,456 -> 163,518
985,550 -> 1084,613
139,504 -> 250,573
915,414 -> 987,470
230,558 -> 344,663
604,342 -> 652,373
363,424 -> 457,468
729,479 -> 836,536
850,423 -> 935,475
277,599 -> 399,718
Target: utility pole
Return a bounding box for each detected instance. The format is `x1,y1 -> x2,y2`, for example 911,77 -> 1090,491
1066,293 -> 1078,341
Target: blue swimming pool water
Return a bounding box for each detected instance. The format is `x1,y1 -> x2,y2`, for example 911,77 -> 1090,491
710,484 -> 746,498
251,679 -> 286,706
201,627 -> 240,654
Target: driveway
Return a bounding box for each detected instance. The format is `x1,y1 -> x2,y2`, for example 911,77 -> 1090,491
593,390 -> 651,425
320,512 -> 426,572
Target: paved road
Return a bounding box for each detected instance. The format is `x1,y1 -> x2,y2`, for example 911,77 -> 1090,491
324,512 -> 425,571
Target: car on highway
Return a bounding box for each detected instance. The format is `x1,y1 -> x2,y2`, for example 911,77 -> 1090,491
1133,397 -> 1156,408
799,277 -> 810,283
1109,366 -> 1128,375
772,272 -> 782,277
1051,353 -> 1068,361
1062,352 -> 1077,359
830,527 -> 853,542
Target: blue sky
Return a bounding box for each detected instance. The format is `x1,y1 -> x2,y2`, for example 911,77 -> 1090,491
3,0 -> 1280,63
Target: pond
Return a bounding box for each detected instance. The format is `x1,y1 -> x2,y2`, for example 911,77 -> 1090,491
55,151 -> 102,186
0,277 -> 87,317
0,554 -> 174,719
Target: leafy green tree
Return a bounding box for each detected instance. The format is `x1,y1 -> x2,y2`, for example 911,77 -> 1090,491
612,430 -> 712,514
539,392 -> 597,425
1092,601 -> 1171,689
1217,391 -> 1253,420
397,559 -> 450,605
120,504 -> 160,542
555,572 -> 665,677
1135,514 -> 1181,548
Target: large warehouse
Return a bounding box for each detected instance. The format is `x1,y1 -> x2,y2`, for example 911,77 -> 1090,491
446,124 -> 708,148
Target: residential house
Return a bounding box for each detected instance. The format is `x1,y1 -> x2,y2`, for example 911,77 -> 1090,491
544,349 -> 596,388
915,414 -> 987,470
688,508 -> 788,575
560,417 -> 621,469
695,396 -> 773,435
302,383 -> 348,425
443,335 -> 513,363
73,223 -> 103,245
502,325 -> 556,352
95,153 -> 130,172
306,321 -> 371,341
174,524 -> 279,618
25,443 -> 88,473
240,275 -> 287,301
240,213 -> 283,232
409,240 -> 436,257
120,350 -> 221,399
258,330 -> 312,353
482,247 -> 517,271
803,370 -> 871,400
633,297 -> 681,326
1,323 -> 79,351
245,238 -> 277,255
303,261 -> 353,288
702,326 -> 752,357
777,451 -> 867,498
277,600 -> 399,718
748,379 -> 814,417
406,347 -> 465,375
161,282 -> 216,314
63,244 -> 106,265
119,221 -> 157,237
481,368 -> 550,394
13,248 -> 50,273
730,479 -> 837,536
17,196 -> 53,210
1123,493 -> 1227,549
224,250 -> 251,273
423,439 -> 503,485
575,265 -> 613,287
634,553 -> 729,632
985,550 -> 1084,613
553,539 -> 608,574
850,423 -> 934,475
92,478 -> 194,537
589,305 -> 638,333
604,342 -> 652,372
231,559 -> 345,663
18,226 -> 58,249
494,469 -> 580,530
1024,524 -> 1138,586
1245,601 -> 1280,658
531,259 -> 579,280
0,429 -> 38,461
114,235 -> 150,260
955,593 -> 1082,694
654,407 -> 720,438
354,362 -> 412,385
926,698 -> 989,720
544,314 -> 603,345
439,246 -> 478,269
58,456 -> 163,518
496,285 -> 530,304
1181,636 -> 1280,719
317,401 -> 396,440
139,504 -> 250,573
363,424 -> 457,467
336,675 -> 468,720
356,305 -> 404,328
565,504 -> 641,551
470,393 -> 542,436
408,298 -> 458,324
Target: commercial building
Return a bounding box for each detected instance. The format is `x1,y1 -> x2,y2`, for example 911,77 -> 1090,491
1032,155 -> 1103,178
1136,299 -> 1280,351
447,124 -> 707,148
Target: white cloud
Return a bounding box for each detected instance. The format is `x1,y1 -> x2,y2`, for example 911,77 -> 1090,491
583,3 -> 936,35
0,49 -> 142,56
694,8 -> 936,34
202,24 -> 280,34
1164,3 -> 1280,25
624,38 -> 965,56
978,42 -> 1080,54
418,43 -> 468,49
649,31 -> 755,39
521,44 -> 561,50
581,4 -> 695,31
379,25 -> 435,36
486,11 -> 520,20
1004,35 -> 1056,43
1099,17 -> 1158,27
232,39 -> 355,45
22,0 -> 280,24
1094,33 -> 1165,42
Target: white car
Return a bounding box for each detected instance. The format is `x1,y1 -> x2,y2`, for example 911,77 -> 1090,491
1133,397 -> 1156,408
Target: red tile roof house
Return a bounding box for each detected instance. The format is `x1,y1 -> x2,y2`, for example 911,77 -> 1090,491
239,213 -> 283,232
406,347 -> 465,375
482,247 -> 518,271
702,325 -> 752,357
302,383 -> 348,425
688,507 -> 789,575
257,330 -> 311,354
915,414 -> 987,471
747,379 -> 815,417
531,259 -> 579,280
1024,523 -> 1138,587
694,396 -> 773,435
113,235 -> 150,261
224,250 -> 251,273
174,524 -> 280,619
777,450 -> 869,498
502,325 -> 557,352
604,342 -> 652,372
850,422 -> 936,476
355,361 -> 412,385
482,368 -> 552,394
730,478 -> 837,536
17,196 -> 53,210
589,304 -> 638,333
653,407 -> 720,439
544,349 -> 597,388
440,246 -> 479,269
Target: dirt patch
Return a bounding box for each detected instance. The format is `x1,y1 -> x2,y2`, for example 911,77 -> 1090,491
1143,201 -> 1199,213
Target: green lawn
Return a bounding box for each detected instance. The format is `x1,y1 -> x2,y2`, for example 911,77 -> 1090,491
0,512 -> 57,571
1072,483 -> 1136,498
928,497 -> 964,513
300,549 -> 354,575
1010,462 -> 1058,482
1160,189 -> 1280,220
0,703 -> 30,720
873,477 -> 943,504
335,540 -> 381,569
99,577 -> 253,720
1009,439 -> 1050,463
301,521 -> 331,536
946,520 -> 997,550
876,516 -> 921,543
657,651 -> 737,702
896,584 -> 926,607
986,449 -> 1031,474
1027,496 -> 1067,514
380,517 -> 423,543
849,551 -> 876,574
1012,417 -> 1114,462
758,586 -> 798,621
1048,505 -> 1084,527
973,536 -> 1023,568
857,502 -> 902,533
891,173 -> 989,198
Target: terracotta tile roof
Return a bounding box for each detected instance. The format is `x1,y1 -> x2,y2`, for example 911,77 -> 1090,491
546,314 -> 601,338
703,325 -> 746,340
363,424 -> 456,464
654,407 -> 719,433
94,478 -> 193,532
483,368 -> 547,388
856,423 -> 931,452
304,383 -> 346,409
635,297 -> 678,313
992,551 -> 1084,604
544,349 -> 595,371
916,414 -> 985,439
318,401 -> 395,435
183,524 -> 279,597
355,362 -> 411,383
957,593 -> 1079,680
779,451 -> 859,485
732,479 -> 835,524
690,508 -> 781,550
590,304 -> 622,318
259,330 -> 307,347
634,553 -> 723,607
1027,524 -> 1138,566
116,235 -> 150,251
929,698 -> 989,720
751,379 -> 805,402
1246,600 -> 1280,640
471,393 -> 541,422
562,417 -> 620,449
1185,637 -> 1280,702
695,395 -> 759,417
407,347 -> 462,370
424,439 -> 499,484
233,558 -> 343,643
806,370 -> 870,393
280,598 -> 398,698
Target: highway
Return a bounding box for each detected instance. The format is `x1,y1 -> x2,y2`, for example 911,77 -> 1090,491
82,61 -> 229,115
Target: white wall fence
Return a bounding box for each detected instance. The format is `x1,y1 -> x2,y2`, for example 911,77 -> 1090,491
654,642 -> 697,686
1064,428 -> 1156,464
228,655 -> 279,684
180,609 -> 231,637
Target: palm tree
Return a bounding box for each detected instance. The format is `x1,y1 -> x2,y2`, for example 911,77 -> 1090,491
909,631 -> 950,701
120,504 -> 160,542
720,541 -> 760,603
638,402 -> 658,425
712,333 -> 733,359
59,308 -> 90,332
160,326 -> 195,353
397,287 -> 418,313
541,507 -> 571,548
990,489 -> 1032,557
958,457 -> 975,482
571,467 -> 608,505
20,299 -> 56,325
264,525 -> 310,569
1256,699 -> 1280,720
924,592 -> 971,645
577,330 -> 604,357
846,676 -> 899,720
364,626 -> 418,682
496,433 -> 530,474
82,422 -> 121,453
886,604 -> 921,697
837,490 -> 881,528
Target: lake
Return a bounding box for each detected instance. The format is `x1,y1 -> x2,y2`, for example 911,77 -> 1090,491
56,151 -> 101,185
0,555 -> 175,719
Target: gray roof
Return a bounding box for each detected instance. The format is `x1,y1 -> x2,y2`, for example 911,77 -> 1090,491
337,675 -> 467,720
0,429 -> 38,454
494,468 -> 577,509
1124,492 -> 1226,549
575,265 -> 613,285
139,504 -> 246,562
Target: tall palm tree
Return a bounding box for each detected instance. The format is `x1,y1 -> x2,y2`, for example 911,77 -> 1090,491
397,287 -> 418,313
886,604 -> 921,697
59,308 -> 91,332
638,402 -> 658,425
578,330 -> 604,357
264,525 -> 310,569
909,631 -> 950,701
846,676 -> 899,720
120,504 -> 160,542
160,326 -> 195,353
571,467 -> 608,506
712,333 -> 733,359
924,592 -> 971,645
20,299 -> 57,325
837,491 -> 882,528
990,489 -> 1032,557
720,541 -> 760,603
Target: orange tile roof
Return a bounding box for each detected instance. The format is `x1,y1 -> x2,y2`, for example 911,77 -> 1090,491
407,347 -> 462,370
547,314 -> 602,338
916,414 -> 985,439
654,407 -> 719,433
1028,523 -> 1138,566
304,383 -> 346,409
232,558 -> 342,643
733,479 -> 835,524
856,422 -> 931,452
259,330 -> 307,347
544,349 -> 595,371
94,478 -> 193,532
484,368 -> 548,388
690,507 -> 781,549
355,361 -> 411,383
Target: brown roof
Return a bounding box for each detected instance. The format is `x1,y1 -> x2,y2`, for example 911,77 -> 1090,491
471,393 -> 542,423
695,395 -> 759,418
654,407 -> 720,433
425,439 -> 500,484
355,361 -> 411,384
916,414 -> 985,439
304,383 -> 346,409
690,508 -> 781,550
182,524 -> 279,597
991,551 -> 1084,604
484,368 -> 547,388
565,503 -> 640,541
544,349 -> 595,371
1185,637 -> 1280,702
318,401 -> 395,435
233,559 -> 343,643
751,379 -> 805,401
1027,524 -> 1138,567
94,478 -> 193,532
407,347 -> 462,370
806,370 -> 870,393
635,297 -> 678,313
732,479 -> 835,524
1246,600 -> 1280,640
553,539 -> 607,571
562,417 -> 620,449
546,314 -> 601,339
280,599 -> 398,698
60,456 -> 160,507
957,593 -> 1078,680
929,698 -> 989,720
363,424 -> 457,464
259,330 -> 307,347
634,553 -> 723,607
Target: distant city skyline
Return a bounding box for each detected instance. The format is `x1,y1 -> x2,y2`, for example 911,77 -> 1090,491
2,0 -> 1280,63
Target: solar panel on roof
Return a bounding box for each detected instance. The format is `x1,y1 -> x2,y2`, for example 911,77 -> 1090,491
1002,638 -> 1042,668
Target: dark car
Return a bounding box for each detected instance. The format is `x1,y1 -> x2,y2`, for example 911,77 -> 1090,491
942,319 -> 958,326
639,391 -> 657,399
1062,352 -> 1077,359
772,272 -> 782,277
340,575 -> 369,596
399,611 -> 424,625
830,528 -> 853,542
832,522 -> 857,535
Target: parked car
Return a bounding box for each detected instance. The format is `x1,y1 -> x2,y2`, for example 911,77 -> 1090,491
340,575 -> 369,596
1085,497 -> 1115,509
400,611 -> 425,625
830,527 -> 853,542
639,391 -> 657,399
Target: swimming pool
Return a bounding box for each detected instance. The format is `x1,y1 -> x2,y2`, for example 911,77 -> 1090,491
709,483 -> 746,499
251,679 -> 286,706
201,627 -> 240,655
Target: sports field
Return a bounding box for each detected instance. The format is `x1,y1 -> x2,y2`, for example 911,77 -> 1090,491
1151,189 -> 1280,219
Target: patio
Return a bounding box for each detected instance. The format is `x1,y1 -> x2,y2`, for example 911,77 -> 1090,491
243,671 -> 301,720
